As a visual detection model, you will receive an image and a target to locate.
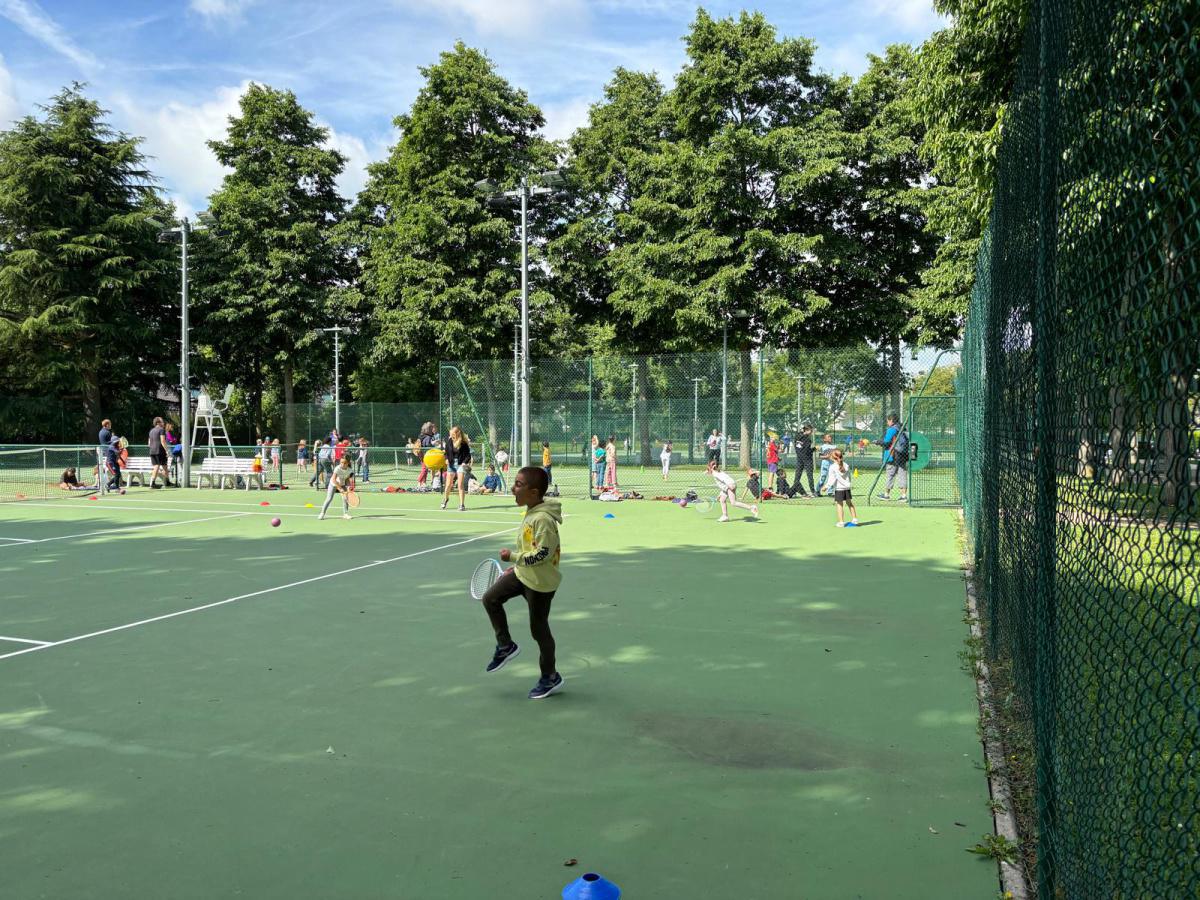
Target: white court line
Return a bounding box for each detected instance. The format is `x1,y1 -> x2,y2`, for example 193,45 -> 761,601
17,501 -> 523,527
0,536 -> 35,543
97,494 -> 530,518
0,635 -> 51,646
0,527 -> 511,662
0,513 -> 248,549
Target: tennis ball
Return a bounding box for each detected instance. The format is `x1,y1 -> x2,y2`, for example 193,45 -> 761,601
305,502 -> 314,508
271,517 -> 281,527
423,447 -> 446,470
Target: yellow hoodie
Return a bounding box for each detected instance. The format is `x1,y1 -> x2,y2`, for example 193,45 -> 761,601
509,498 -> 563,592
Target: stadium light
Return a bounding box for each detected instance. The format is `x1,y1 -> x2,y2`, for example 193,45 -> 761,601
474,168 -> 569,466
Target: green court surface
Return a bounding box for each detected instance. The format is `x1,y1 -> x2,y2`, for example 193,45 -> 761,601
0,487 -> 996,898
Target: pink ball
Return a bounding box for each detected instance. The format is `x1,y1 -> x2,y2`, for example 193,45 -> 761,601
270,517 -> 281,527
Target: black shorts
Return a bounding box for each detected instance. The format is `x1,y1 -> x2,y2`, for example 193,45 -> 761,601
834,488 -> 852,502
150,450 -> 168,466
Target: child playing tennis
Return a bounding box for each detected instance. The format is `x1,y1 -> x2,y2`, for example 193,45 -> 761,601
707,459 -> 759,522
823,448 -> 859,527
318,454 -> 355,520
480,466 -> 564,700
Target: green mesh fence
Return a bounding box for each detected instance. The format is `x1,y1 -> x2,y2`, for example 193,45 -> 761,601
958,0 -> 1199,895
439,345 -> 955,499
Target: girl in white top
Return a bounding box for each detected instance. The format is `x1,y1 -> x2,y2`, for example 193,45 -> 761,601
660,440 -> 673,479
319,455 -> 355,520
707,459 -> 758,522
823,448 -> 859,527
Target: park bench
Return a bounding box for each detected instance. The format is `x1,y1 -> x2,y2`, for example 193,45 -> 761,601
196,456 -> 264,490
121,456 -> 160,487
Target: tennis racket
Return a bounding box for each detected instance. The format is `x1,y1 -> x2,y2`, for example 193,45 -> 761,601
691,496 -> 715,513
470,558 -> 504,600
345,487 -> 361,508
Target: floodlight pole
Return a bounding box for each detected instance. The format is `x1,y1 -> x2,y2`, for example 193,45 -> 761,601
180,218 -> 191,488
520,176 -> 531,467
323,326 -> 344,432
795,377 -> 803,430
628,364 -> 637,461
691,377 -> 703,464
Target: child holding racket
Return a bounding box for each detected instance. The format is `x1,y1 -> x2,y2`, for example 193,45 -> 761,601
318,454 -> 355,520
823,448 -> 859,527
707,459 -> 759,522
480,466 -> 564,700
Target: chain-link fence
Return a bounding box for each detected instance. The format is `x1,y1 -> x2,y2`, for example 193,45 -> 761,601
440,344 -> 956,500
958,0 -> 1199,895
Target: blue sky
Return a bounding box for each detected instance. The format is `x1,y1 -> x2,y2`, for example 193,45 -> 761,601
0,0 -> 945,217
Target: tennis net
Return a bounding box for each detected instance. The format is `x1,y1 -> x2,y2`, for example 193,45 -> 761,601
0,446 -> 103,503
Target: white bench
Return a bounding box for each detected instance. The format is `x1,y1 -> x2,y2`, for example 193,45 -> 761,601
121,456 -> 161,487
197,456 -> 265,490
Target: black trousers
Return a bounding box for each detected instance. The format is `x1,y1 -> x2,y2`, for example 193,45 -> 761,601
794,456 -> 815,494
482,569 -> 557,677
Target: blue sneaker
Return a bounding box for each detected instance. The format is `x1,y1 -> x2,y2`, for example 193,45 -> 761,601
876,493 -> 891,500
485,642 -> 520,673
528,672 -> 564,699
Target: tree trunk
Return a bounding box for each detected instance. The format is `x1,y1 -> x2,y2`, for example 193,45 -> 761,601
738,351 -> 752,469
889,337 -> 902,418
282,359 -> 296,450
637,356 -> 651,465
81,364 -> 103,439
482,365 -> 498,453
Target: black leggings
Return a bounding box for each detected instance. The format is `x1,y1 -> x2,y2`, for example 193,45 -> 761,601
482,569 -> 556,677
794,457 -> 815,494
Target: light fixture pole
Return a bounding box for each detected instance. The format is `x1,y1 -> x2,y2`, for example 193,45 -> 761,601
796,376 -> 803,430
475,170 -> 567,467
150,213 -> 212,488
322,326 -> 344,433
691,377 -> 703,464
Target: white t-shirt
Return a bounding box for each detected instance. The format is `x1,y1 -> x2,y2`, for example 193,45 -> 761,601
711,470 -> 736,492
706,435 -> 719,450
660,444 -> 672,460
330,465 -> 355,488
826,462 -> 852,491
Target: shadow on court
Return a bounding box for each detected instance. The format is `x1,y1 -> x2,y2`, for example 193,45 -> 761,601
0,503 -> 994,899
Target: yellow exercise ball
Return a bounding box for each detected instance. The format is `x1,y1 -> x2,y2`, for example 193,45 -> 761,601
423,447 -> 446,470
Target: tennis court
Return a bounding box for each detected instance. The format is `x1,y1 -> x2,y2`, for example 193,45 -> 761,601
1,488 -> 994,898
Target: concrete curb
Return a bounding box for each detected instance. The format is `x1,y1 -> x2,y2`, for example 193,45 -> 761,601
960,514 -> 1033,900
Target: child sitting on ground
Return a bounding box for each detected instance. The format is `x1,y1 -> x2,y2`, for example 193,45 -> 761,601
480,464 -> 502,494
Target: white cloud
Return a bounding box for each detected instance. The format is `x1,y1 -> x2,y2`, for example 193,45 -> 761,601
323,125 -> 391,204
0,0 -> 100,71
111,84 -> 248,216
541,96 -> 593,142
0,53 -> 22,127
397,0 -> 590,38
865,0 -> 945,33
189,0 -> 256,23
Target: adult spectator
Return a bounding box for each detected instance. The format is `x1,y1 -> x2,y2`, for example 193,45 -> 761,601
98,418 -> 120,490
875,414 -> 909,502
147,416 -> 171,488
705,429 -> 720,464
793,424 -> 816,497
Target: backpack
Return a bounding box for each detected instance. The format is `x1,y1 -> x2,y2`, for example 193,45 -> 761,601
892,426 -> 910,460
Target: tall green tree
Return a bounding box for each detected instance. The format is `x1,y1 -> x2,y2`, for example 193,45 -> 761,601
656,10 -> 852,464
551,67 -> 676,461
840,45 -> 939,405
346,43 -> 557,442
192,83 -> 348,445
913,0 -> 1028,339
0,85 -> 176,430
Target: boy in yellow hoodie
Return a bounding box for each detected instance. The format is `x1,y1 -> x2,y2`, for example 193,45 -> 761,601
481,466 -> 564,699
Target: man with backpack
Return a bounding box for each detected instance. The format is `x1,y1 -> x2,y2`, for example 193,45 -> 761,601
875,414 -> 909,502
